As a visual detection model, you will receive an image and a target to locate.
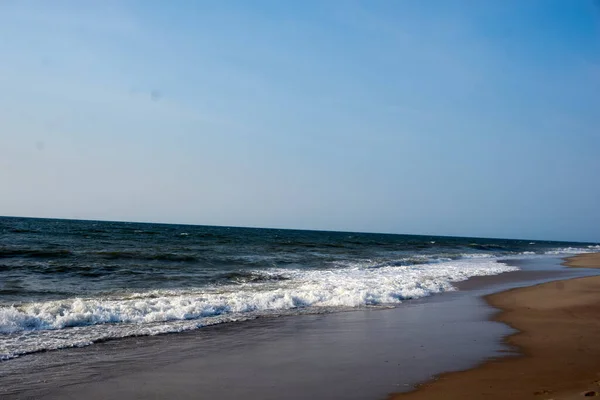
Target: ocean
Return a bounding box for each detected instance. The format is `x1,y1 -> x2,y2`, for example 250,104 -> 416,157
0,216 -> 597,361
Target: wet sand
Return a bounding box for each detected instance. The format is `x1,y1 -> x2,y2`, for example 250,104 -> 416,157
391,253 -> 600,400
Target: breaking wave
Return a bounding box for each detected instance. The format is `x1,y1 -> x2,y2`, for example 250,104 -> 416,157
0,258 -> 517,360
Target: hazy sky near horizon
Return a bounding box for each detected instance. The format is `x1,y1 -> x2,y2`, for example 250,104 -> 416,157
1,1 -> 599,242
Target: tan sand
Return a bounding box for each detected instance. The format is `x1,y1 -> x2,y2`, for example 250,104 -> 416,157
390,253 -> 600,400
563,253 -> 600,269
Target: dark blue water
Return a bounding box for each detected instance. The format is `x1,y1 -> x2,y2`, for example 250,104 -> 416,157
0,216 -> 597,360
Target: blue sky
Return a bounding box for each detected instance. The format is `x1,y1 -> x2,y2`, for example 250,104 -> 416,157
1,0 -> 599,242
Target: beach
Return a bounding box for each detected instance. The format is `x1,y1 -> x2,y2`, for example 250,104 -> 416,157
1,254 -> 597,399
391,253 -> 600,400
1,218 -> 599,399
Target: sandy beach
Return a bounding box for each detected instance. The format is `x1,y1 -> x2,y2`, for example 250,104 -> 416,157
391,253 -> 600,400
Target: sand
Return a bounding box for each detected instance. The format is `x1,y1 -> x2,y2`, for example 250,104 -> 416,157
390,253 -> 600,400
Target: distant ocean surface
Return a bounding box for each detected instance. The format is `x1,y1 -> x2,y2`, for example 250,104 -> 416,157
1,217 -> 598,360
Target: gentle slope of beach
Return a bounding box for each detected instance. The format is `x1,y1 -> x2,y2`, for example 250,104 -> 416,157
391,253 -> 600,400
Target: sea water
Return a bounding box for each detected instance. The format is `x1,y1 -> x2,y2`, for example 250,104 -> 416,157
1,216 -> 597,360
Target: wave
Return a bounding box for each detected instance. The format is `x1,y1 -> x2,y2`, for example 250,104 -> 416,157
0,248 -> 72,259
94,251 -> 198,262
0,263 -> 128,277
459,253 -> 497,259
215,271 -> 290,284
466,243 -> 507,251
544,246 -> 598,255
8,228 -> 39,234
0,258 -> 517,359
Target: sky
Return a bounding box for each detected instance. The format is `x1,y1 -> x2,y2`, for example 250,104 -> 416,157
0,0 -> 599,242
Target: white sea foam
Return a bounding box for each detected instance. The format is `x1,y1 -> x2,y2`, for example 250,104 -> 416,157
0,258 -> 517,360
544,246 -> 597,255
459,253 -> 496,259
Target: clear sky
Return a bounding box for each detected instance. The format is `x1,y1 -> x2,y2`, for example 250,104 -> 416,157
1,1 -> 599,242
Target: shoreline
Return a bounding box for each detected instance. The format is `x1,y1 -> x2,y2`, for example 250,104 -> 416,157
390,253 -> 600,400
2,255 -> 597,399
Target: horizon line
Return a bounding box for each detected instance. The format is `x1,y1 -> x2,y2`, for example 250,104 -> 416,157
1,214 -> 596,245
